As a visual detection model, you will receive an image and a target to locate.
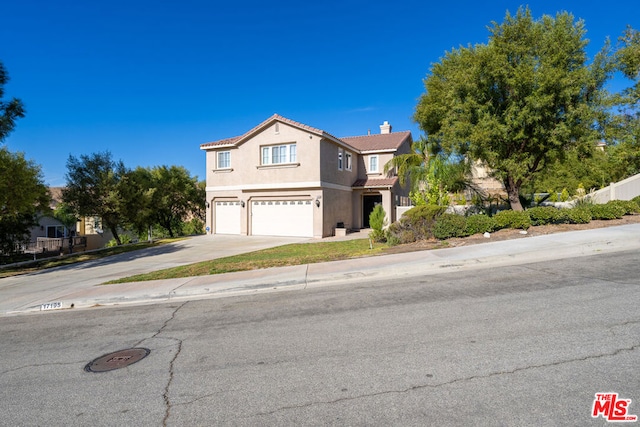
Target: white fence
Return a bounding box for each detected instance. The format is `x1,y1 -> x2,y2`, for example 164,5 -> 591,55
588,173 -> 640,204
18,236 -> 87,254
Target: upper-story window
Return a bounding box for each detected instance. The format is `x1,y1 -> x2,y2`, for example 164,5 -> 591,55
217,151 -> 231,169
261,143 -> 297,165
345,152 -> 352,171
369,155 -> 379,173
338,148 -> 343,170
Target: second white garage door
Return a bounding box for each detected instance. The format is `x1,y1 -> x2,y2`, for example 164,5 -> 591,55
251,200 -> 313,237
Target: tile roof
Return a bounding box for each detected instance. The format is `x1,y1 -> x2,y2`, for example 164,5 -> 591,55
200,114 -> 412,153
341,131 -> 412,152
200,136 -> 240,148
200,114 -> 341,149
352,177 -> 398,188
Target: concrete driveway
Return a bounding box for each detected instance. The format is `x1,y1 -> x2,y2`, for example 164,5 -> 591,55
0,234 -> 306,314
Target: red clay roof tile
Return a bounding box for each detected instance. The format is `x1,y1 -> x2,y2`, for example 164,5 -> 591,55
352,177 -> 398,188
200,114 -> 411,153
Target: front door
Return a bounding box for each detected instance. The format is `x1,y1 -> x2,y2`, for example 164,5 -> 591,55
362,194 -> 382,228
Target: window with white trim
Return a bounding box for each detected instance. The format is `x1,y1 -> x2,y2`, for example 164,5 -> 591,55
338,148 -> 343,170
369,155 -> 379,173
345,152 -> 352,171
217,151 -> 230,169
261,143 -> 297,165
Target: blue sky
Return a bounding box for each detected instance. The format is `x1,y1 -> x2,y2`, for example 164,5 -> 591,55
2,0 -> 638,186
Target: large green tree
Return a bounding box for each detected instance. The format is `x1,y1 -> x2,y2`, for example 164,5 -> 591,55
415,7 -> 607,210
117,166 -> 155,240
147,165 -> 205,238
604,26 -> 640,175
0,147 -> 50,254
118,165 -> 205,239
0,61 -> 25,142
0,63 -> 49,255
62,151 -> 126,245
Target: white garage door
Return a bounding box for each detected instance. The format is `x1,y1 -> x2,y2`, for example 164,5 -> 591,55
251,200 -> 313,237
215,201 -> 241,234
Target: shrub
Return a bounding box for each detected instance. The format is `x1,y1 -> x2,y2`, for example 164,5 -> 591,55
368,204 -> 387,242
590,203 -> 626,220
465,214 -> 497,235
386,205 -> 447,244
561,206 -> 592,224
493,210 -> 531,230
573,194 -> 595,209
403,205 -> 448,223
527,206 -> 561,226
106,234 -> 133,247
607,199 -> 640,215
181,218 -> 205,235
560,188 -> 570,202
633,196 -> 640,206
433,213 -> 468,240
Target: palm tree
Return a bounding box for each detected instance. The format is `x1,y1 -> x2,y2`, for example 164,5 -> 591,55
384,137 -> 433,190
384,136 -> 470,205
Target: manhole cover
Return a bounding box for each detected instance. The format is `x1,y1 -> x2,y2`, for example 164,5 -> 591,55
85,348 -> 150,373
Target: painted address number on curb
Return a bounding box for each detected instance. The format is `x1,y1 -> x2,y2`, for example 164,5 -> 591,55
41,302 -> 62,311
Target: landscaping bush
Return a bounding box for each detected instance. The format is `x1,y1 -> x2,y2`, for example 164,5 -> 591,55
433,213 -> 468,240
465,214 -> 497,235
403,205 -> 448,223
590,203 -> 626,220
607,199 -> 640,215
493,210 -> 531,230
527,206 -> 561,226
633,195 -> 640,206
561,206 -> 592,224
368,204 -> 388,242
386,205 -> 447,244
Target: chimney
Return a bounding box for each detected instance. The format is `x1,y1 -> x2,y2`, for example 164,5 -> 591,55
379,121 -> 392,134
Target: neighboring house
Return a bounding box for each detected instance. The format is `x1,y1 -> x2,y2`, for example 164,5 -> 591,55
469,161 -> 506,200
25,188 -> 113,253
200,114 -> 413,238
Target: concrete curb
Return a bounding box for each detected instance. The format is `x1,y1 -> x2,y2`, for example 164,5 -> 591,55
4,223 -> 640,315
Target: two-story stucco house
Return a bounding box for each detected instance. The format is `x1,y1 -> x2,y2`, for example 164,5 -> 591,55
200,114 -> 412,238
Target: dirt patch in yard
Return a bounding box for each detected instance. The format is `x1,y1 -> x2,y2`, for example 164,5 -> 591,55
381,214 -> 640,255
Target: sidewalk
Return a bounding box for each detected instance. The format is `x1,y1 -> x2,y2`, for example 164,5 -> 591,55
2,224 -> 639,316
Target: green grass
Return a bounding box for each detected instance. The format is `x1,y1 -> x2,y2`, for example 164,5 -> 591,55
0,239 -> 184,279
105,239 -> 386,284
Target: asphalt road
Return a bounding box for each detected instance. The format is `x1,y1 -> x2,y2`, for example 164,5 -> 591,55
1,248 -> 638,426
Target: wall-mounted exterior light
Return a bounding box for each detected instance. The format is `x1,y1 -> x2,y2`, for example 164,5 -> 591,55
241,200 -> 245,208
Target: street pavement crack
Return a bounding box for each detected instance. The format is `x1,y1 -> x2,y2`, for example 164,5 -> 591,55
162,338 -> 182,427
252,342 -> 640,418
134,302 -> 188,427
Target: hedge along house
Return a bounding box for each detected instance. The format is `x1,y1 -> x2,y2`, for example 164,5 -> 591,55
200,114 -> 412,238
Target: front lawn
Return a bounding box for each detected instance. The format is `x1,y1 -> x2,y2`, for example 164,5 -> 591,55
106,239 -> 386,284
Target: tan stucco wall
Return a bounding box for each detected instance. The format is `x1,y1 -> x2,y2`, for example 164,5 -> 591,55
205,122 -> 323,189
319,139 -> 358,186
321,187 -> 354,233
203,119 -> 413,237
